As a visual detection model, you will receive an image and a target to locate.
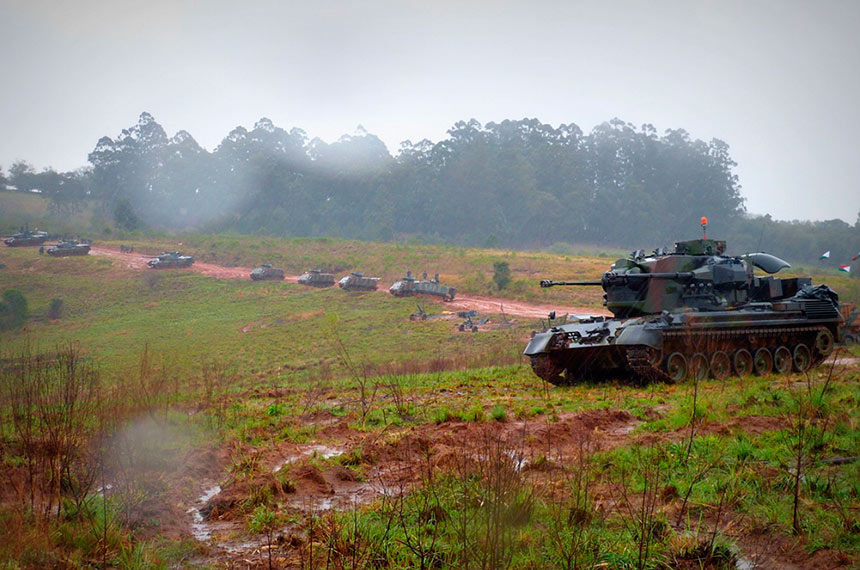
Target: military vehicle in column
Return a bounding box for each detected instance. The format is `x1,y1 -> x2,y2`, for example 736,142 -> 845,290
147,251 -> 194,269
389,271 -> 456,301
298,269 -> 335,288
525,219 -> 841,385
338,272 -> 380,291
46,240 -> 91,256
4,226 -> 48,247
250,263 -> 286,281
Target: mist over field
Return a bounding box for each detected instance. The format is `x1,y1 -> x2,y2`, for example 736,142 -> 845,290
3,2 -> 860,568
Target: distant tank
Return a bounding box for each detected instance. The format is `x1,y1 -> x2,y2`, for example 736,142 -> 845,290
389,271 -> 455,301
147,251 -> 194,269
4,226 -> 48,247
250,263 -> 285,281
338,272 -> 380,291
298,269 -> 335,288
525,221 -> 841,384
46,240 -> 91,256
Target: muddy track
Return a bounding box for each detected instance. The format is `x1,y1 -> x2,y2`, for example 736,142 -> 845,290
90,246 -> 603,318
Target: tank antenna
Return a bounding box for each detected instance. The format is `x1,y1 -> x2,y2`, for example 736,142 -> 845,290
700,216 -> 708,239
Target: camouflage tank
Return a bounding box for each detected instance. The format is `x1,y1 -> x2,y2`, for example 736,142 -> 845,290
525,223 -> 841,384
389,272 -> 455,301
147,251 -> 194,269
298,269 -> 335,288
4,226 -> 48,247
46,240 -> 91,256
338,272 -> 380,291
250,263 -> 285,281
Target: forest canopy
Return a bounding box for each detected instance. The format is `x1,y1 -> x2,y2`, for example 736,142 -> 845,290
3,113 -> 858,266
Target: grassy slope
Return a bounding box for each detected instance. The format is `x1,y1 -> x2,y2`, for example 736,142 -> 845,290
2,228 -> 860,568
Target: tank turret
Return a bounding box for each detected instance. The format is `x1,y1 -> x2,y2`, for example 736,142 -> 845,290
525,223 -> 841,385
539,238 -> 806,318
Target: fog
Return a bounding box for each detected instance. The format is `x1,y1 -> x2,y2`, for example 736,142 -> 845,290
1,0 -> 859,222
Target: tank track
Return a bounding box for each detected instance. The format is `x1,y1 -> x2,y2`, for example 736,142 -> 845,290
536,324 -> 834,385
627,324 -> 832,383
626,348 -> 673,384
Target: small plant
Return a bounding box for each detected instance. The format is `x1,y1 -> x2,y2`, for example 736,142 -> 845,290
249,504 -> 278,570
47,298 -> 64,319
432,407 -> 456,424
490,404 -> 507,422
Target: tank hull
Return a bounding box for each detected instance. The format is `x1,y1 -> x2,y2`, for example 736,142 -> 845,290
526,301 -> 840,384
47,244 -> 90,256
250,267 -> 285,280
4,235 -> 47,247
338,274 -> 379,291
389,279 -> 455,301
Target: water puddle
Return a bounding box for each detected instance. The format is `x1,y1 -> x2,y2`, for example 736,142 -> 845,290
273,444 -> 344,472
505,450 -> 529,472
187,484 -> 222,541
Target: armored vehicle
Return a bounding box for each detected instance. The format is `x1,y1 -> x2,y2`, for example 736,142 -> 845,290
4,226 -> 48,247
298,269 -> 335,288
338,272 -> 380,291
46,240 -> 90,256
525,226 -> 841,385
147,251 -> 194,269
840,303 -> 859,345
250,263 -> 285,281
389,272 -> 455,301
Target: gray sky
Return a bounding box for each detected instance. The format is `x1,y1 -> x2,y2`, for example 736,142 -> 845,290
1,0 -> 859,223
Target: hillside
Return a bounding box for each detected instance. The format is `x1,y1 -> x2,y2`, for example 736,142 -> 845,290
1,235 -> 859,569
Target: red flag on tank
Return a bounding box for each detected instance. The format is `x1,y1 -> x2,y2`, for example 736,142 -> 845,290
852,253 -> 859,261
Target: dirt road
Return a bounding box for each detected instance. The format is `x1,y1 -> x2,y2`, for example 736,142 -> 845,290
90,246 -> 601,318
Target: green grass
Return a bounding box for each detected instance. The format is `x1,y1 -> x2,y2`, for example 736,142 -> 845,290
2,232 -> 860,568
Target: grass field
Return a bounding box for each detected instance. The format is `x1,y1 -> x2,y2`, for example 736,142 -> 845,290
1,233 -> 860,569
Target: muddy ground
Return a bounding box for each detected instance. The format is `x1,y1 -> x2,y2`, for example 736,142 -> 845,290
89,246 -> 601,319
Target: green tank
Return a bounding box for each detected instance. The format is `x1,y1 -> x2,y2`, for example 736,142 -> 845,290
338,272 -> 380,291
4,226 -> 48,247
298,269 -> 335,287
389,272 -> 455,301
250,263 -> 285,281
525,234 -> 841,384
46,240 -> 91,256
147,251 -> 194,269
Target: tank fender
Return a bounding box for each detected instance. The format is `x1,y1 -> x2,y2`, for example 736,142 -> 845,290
615,322 -> 662,350
524,332 -> 554,355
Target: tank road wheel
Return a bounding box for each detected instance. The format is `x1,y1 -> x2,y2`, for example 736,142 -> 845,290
665,352 -> 688,383
733,349 -> 753,377
709,351 -> 731,380
689,353 -> 709,382
753,348 -> 773,376
793,344 -> 812,373
645,347 -> 662,367
844,334 -> 856,346
773,346 -> 792,375
814,329 -> 835,358
530,355 -> 566,385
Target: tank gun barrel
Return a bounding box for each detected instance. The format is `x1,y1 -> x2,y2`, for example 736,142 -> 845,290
541,271 -> 695,288
540,279 -> 602,287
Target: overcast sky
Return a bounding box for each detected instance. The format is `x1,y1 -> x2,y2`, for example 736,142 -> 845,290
1,0 -> 858,223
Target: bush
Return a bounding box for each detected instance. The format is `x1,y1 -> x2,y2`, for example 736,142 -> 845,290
492,261 -> 511,290
48,298 -> 64,320
0,289 -> 28,329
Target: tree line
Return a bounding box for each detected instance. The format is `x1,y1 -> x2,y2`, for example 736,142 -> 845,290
1,112 -> 858,268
